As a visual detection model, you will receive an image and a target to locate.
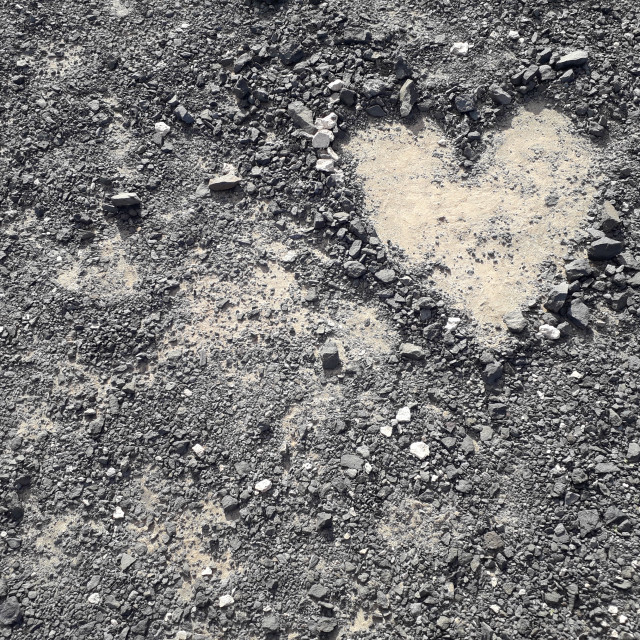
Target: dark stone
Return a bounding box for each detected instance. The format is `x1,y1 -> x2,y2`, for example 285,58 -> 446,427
320,341 -> 341,369
588,237 -> 624,261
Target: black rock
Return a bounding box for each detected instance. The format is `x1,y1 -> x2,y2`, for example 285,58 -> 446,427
588,237 -> 624,261
544,283 -> 569,312
565,258 -> 593,281
320,341 -> 341,370
454,94 -> 475,113
483,362 -> 503,385
280,43 -> 304,66
577,509 -> 600,536
567,299 -> 590,329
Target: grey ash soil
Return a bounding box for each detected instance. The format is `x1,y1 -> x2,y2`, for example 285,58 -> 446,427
1,1 -> 640,639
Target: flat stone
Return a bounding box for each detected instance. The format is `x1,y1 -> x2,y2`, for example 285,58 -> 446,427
0,597 -> 22,626
374,268 -> 396,284
588,237 -> 624,260
343,261 -> 367,278
312,129 -> 334,149
627,442 -> 640,462
120,553 -> 136,571
287,101 -> 316,134
111,192 -> 141,207
399,79 -> 418,118
567,300 -> 590,329
544,283 -> 568,312
483,531 -> 504,551
399,343 -> 425,360
209,175 -> 242,191
340,454 -> 364,471
555,50 -> 589,70
503,310 -> 527,333
396,406 -> 411,423
577,509 -> 600,536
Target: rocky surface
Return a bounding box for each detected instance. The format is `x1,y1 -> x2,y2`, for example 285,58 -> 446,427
1,0 -> 640,639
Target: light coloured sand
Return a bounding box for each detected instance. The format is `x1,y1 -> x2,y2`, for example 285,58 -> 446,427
350,105 -> 596,331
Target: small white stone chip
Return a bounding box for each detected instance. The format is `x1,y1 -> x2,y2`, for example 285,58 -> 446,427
445,317 -> 461,332
255,479 -> 272,493
450,42 -> 469,57
192,443 -> 205,458
219,594 -> 235,608
380,425 -> 393,438
316,158 -> 335,173
410,442 -> 430,460
113,506 -> 125,520
155,122 -> 171,137
396,406 -> 411,423
328,80 -> 344,92
539,324 -> 561,340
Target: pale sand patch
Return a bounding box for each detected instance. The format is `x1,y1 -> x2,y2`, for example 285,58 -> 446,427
347,609 -> 374,633
55,230 -> 138,296
378,499 -> 458,553
16,405 -> 57,439
350,105 -> 597,332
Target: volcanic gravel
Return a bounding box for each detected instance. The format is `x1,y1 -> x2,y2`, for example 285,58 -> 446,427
1,1 -> 640,639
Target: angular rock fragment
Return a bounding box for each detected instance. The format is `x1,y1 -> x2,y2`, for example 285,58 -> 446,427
399,79 -> 418,118
588,237 -> 624,260
320,341 -> 340,369
555,50 -> 589,70
409,442 -> 429,460
502,310 -> 527,333
343,261 -> 367,278
567,300 -> 590,329
544,283 -> 568,312
565,258 -> 593,281
399,343 -> 425,360
287,101 -> 316,134
209,175 -> 242,191
539,324 -> 561,340
111,192 -> 141,207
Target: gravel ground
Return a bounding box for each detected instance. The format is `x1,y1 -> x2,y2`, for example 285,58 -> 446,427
1,1 -> 640,639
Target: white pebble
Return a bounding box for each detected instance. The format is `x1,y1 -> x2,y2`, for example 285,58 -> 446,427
450,42 -> 469,56
113,506 -> 125,520
328,79 -> 344,92
539,324 -> 561,340
316,158 -> 335,173
396,406 -> 411,423
255,479 -> 272,493
192,444 -> 205,458
380,425 -> 393,438
219,594 -> 234,608
445,317 -> 461,332
155,122 -> 171,137
410,442 -> 430,460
